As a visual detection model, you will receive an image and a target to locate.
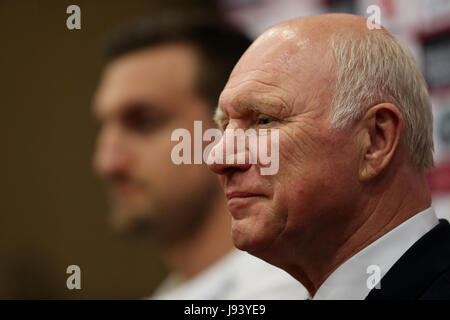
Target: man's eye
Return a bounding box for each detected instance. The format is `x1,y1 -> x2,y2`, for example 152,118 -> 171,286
122,107 -> 159,134
257,115 -> 274,125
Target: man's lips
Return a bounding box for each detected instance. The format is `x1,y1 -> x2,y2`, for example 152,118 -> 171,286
111,181 -> 141,198
225,191 -> 265,219
226,192 -> 264,200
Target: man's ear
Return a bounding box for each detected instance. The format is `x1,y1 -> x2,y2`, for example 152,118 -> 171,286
359,103 -> 403,181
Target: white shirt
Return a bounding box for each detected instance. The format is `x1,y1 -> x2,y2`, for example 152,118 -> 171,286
312,207 -> 439,300
150,248 -> 308,300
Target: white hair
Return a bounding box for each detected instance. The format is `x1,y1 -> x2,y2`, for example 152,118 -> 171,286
329,30 -> 434,169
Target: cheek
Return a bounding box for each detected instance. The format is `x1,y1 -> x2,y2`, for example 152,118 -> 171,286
270,130 -> 343,215
273,135 -> 359,229
276,123 -> 354,183
133,135 -> 180,194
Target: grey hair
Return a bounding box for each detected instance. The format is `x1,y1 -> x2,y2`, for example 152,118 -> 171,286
329,30 -> 434,169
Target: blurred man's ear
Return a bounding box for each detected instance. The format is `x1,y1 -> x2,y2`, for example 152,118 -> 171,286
358,103 -> 403,181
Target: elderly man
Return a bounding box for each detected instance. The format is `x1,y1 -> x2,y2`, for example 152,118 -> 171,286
208,13 -> 450,299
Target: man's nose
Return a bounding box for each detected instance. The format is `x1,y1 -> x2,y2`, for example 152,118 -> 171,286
93,130 -> 130,178
207,131 -> 252,176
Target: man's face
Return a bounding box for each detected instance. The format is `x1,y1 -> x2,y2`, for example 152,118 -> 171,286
93,43 -> 219,241
210,28 -> 362,259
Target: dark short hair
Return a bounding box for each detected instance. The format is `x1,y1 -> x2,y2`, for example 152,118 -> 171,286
103,11 -> 252,111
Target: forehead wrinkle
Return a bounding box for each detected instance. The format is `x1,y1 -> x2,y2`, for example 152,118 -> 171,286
231,59 -> 301,91
227,59 -> 313,114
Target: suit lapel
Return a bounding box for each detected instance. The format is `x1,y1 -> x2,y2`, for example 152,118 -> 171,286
366,219 -> 450,299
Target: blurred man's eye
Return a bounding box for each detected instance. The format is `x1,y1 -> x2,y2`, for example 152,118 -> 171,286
121,104 -> 164,135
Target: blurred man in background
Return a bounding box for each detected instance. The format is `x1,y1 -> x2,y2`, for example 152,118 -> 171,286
92,11 -> 307,299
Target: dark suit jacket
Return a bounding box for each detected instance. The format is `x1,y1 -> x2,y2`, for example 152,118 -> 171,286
366,219 -> 450,300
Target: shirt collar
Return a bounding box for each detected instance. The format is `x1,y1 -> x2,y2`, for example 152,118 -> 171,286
312,207 -> 439,300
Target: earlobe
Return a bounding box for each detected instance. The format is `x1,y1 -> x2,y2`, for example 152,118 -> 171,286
359,103 -> 403,181
358,126 -> 376,181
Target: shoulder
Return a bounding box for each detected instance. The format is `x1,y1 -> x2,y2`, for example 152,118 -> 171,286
420,268 -> 450,299
367,219 -> 450,299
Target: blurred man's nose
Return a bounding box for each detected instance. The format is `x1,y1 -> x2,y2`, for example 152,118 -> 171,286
94,128 -> 130,178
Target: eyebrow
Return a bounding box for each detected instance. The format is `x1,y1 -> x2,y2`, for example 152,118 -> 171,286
215,98 -> 289,125
247,100 -> 289,118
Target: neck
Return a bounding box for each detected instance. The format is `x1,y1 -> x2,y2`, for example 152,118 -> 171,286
163,195 -> 234,281
281,163 -> 432,296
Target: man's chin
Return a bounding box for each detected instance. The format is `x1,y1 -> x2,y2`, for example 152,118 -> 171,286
231,219 -> 277,255
110,206 -> 157,238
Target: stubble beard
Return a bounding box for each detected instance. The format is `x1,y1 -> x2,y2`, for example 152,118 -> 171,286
108,179 -> 221,246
